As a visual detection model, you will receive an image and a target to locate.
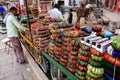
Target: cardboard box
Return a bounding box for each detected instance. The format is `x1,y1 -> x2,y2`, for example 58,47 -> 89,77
96,40 -> 112,53
92,38 -> 108,48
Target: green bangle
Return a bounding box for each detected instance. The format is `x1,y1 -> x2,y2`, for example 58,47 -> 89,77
75,72 -> 86,80
76,69 -> 87,76
80,44 -> 90,51
103,60 -> 120,74
80,50 -> 91,56
91,54 -> 104,62
89,60 -> 103,68
87,70 -> 103,79
87,64 -> 104,75
78,59 -> 88,66
86,74 -> 105,80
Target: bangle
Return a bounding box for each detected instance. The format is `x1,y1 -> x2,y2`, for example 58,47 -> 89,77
89,60 -> 103,68
39,35 -> 50,41
75,69 -> 87,76
104,52 -> 120,68
60,56 -> 67,63
104,73 -> 114,80
87,70 -> 103,79
104,69 -> 120,79
80,50 -> 91,56
66,66 -> 75,74
90,48 -> 103,56
68,54 -> 78,60
80,44 -> 90,51
62,45 -> 70,51
78,59 -> 88,66
75,72 -> 85,80
87,64 -> 104,75
39,32 -> 51,38
78,54 -> 91,62
67,62 -> 76,68
112,50 -> 120,58
91,54 -> 104,61
39,29 -> 49,34
103,60 -> 120,74
62,50 -> 69,56
78,64 -> 88,72
111,38 -> 120,51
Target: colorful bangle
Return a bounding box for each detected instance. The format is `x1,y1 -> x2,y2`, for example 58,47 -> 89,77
80,44 -> 90,51
112,50 -> 120,58
111,38 -> 120,51
78,59 -> 88,66
78,54 -> 91,62
60,57 -> 67,64
75,69 -> 87,76
104,52 -> 120,68
66,66 -> 75,74
104,73 -> 114,80
89,60 -> 103,68
75,72 -> 86,80
80,50 -> 91,56
78,64 -> 88,72
91,54 -> 104,61
104,69 -> 120,79
87,64 -> 104,75
90,48 -> 103,56
87,70 -> 103,79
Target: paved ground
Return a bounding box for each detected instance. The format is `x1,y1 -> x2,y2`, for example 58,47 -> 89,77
0,34 -> 39,80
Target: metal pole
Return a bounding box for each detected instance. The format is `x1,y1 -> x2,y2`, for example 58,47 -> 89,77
24,0 -> 34,53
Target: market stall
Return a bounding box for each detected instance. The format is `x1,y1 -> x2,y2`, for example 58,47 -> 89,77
19,0 -> 120,80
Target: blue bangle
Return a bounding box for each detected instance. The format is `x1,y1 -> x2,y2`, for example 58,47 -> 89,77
104,73 -> 114,80
112,50 -> 120,58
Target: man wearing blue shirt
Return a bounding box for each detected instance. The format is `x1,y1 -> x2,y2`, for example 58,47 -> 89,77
0,4 -> 6,19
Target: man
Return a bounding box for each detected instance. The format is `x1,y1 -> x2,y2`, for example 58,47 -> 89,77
4,7 -> 26,64
76,3 -> 85,23
58,1 -> 65,15
0,4 -> 6,19
48,4 -> 63,19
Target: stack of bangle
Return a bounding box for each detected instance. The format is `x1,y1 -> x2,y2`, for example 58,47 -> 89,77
104,52 -> 120,68
87,64 -> 104,75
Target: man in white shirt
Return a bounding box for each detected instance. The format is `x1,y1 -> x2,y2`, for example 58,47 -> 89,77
4,7 -> 26,64
47,4 -> 63,19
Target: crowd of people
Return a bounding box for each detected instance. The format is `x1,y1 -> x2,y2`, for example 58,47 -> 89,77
47,1 -> 93,24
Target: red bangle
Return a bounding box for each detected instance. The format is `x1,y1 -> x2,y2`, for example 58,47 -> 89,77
104,52 -> 116,65
60,57 -> 67,63
90,48 -> 103,56
78,64 -> 88,72
78,54 -> 90,62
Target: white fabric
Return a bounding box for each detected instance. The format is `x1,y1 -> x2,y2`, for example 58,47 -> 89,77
47,8 -> 63,19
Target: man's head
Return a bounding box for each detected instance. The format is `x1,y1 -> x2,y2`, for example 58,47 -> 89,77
54,4 -> 59,9
9,7 -> 17,16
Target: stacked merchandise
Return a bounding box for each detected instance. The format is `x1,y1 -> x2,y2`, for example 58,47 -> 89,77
30,5 -> 39,18
75,44 -> 91,80
38,25 -> 51,52
104,38 -> 120,80
60,32 -> 70,67
49,21 -> 69,62
86,47 -> 105,80
66,39 -> 80,74
28,22 -> 43,48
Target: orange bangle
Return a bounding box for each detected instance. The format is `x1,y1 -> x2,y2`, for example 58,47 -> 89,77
90,48 -> 103,56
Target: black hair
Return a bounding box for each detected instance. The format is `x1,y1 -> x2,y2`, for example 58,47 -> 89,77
81,3 -> 84,7
70,9 -> 73,12
9,6 -> 17,11
54,4 -> 59,9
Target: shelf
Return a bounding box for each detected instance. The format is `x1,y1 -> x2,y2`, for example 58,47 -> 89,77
42,52 -> 78,80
